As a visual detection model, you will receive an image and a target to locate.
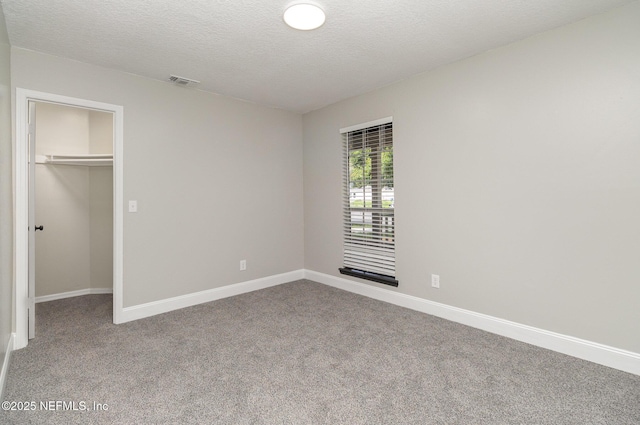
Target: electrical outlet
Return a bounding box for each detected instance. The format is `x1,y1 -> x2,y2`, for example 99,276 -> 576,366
240,260 -> 247,271
431,274 -> 440,288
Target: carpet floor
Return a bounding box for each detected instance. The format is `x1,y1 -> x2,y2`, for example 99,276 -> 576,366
2,279 -> 639,424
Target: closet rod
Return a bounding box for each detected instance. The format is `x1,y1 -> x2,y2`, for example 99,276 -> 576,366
35,154 -> 113,167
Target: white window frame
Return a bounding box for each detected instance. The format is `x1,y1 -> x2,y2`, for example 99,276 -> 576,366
339,117 -> 397,287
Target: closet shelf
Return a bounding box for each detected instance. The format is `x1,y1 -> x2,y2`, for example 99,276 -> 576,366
36,154 -> 113,167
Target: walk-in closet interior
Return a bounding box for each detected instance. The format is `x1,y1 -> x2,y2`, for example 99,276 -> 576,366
34,102 -> 113,301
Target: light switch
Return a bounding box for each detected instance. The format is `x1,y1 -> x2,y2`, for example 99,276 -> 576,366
128,200 -> 138,213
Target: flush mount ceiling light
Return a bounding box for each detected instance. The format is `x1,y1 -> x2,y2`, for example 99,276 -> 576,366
283,3 -> 326,30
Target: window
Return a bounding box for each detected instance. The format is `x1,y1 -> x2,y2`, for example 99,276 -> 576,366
339,118 -> 397,287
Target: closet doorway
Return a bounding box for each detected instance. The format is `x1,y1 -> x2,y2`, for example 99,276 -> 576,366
32,102 -> 113,333
15,89 -> 124,349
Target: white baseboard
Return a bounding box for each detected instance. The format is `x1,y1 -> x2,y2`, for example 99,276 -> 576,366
1,333 -> 15,401
36,288 -> 113,303
304,270 -> 640,376
119,270 -> 305,323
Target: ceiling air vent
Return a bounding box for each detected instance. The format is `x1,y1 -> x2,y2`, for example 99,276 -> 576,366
168,75 -> 200,87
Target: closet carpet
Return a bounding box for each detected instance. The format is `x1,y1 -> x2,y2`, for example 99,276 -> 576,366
2,280 -> 639,424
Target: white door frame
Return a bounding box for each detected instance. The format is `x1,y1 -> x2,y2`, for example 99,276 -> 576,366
14,88 -> 124,349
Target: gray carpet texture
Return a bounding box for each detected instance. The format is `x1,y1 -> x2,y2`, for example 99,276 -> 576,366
2,280 -> 639,424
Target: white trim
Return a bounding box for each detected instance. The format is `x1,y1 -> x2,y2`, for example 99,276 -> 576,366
35,288 -> 113,304
304,270 -> 640,376
14,88 -> 125,348
14,91 -> 29,350
1,333 -> 15,401
340,116 -> 393,134
120,270 -> 305,323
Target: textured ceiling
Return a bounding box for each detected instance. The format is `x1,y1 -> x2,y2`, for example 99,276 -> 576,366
0,0 -> 633,113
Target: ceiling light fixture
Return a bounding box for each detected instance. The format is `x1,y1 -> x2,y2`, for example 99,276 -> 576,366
283,3 -> 326,31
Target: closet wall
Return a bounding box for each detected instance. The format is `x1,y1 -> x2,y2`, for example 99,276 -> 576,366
88,111 -> 114,291
35,102 -> 113,297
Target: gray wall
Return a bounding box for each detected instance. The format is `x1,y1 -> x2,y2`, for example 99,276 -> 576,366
303,2 -> 640,353
11,48 -> 305,307
89,111 -> 114,290
0,5 -> 13,379
34,102 -> 113,297
90,167 -> 113,290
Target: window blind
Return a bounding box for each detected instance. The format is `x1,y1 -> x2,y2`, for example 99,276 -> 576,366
341,120 -> 396,284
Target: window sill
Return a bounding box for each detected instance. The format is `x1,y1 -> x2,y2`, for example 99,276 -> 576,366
339,267 -> 398,287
